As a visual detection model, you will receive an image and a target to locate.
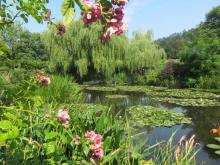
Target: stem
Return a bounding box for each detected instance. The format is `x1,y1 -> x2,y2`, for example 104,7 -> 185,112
0,0 -> 2,8
75,0 -> 87,11
11,11 -> 21,22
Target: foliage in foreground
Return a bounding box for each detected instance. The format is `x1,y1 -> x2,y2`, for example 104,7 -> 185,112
0,70 -> 199,164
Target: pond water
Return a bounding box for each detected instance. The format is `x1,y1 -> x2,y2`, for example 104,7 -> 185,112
83,89 -> 220,165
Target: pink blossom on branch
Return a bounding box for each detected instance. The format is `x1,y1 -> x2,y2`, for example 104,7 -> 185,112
85,131 -> 104,164
82,0 -> 102,25
90,147 -> 104,164
101,21 -> 128,42
114,7 -> 124,21
57,109 -> 70,128
112,0 -> 128,6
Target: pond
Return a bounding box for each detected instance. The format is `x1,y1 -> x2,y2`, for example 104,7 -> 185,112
82,86 -> 220,165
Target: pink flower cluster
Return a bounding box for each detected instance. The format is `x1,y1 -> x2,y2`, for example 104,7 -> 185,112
101,7 -> 127,42
57,109 -> 70,128
35,73 -> 51,86
81,0 -> 128,42
85,131 -> 104,164
82,0 -> 102,25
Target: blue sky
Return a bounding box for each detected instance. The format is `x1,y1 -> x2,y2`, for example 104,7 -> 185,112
25,0 -> 220,39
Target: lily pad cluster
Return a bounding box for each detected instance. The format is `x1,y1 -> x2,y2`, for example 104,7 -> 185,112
147,89 -> 220,99
105,94 -> 128,99
128,106 -> 191,127
207,137 -> 220,156
82,85 -> 166,93
152,97 -> 220,107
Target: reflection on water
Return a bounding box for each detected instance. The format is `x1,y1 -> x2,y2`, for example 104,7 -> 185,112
83,90 -> 220,165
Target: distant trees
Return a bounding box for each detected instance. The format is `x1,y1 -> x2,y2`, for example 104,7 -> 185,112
42,20 -> 166,83
157,5 -> 220,88
0,23 -> 48,70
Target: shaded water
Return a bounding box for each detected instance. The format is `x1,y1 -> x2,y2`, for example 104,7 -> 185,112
84,89 -> 220,165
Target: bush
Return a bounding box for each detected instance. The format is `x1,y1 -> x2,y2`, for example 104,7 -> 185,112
196,76 -> 220,89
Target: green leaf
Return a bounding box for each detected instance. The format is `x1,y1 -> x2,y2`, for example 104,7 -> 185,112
45,131 -> 58,141
0,120 -> 19,144
215,150 -> 220,155
20,14 -> 28,23
61,0 -> 74,16
59,133 -> 68,144
44,141 -> 56,155
206,144 -> 220,149
103,136 -> 112,149
99,0 -> 113,8
63,8 -> 75,27
214,137 -> 220,142
82,143 -> 90,156
7,126 -> 19,139
4,113 -> 17,121
0,120 -> 13,130
0,50 -> 4,56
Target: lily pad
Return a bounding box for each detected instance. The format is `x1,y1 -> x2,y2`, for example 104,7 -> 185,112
128,106 -> 191,127
152,97 -> 220,107
105,94 -> 128,99
147,89 -> 220,99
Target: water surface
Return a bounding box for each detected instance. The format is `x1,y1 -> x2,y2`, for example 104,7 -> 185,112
84,89 -> 220,165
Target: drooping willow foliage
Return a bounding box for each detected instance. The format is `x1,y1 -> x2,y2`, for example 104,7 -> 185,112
42,20 -> 166,83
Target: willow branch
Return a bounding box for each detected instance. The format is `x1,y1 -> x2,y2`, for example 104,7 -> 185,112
11,11 -> 21,22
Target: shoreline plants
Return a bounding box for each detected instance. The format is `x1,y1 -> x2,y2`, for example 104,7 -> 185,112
0,70 -> 199,164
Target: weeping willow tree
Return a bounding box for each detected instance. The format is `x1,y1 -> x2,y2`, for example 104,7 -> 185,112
42,20 -> 166,83
42,20 -> 128,81
127,31 -> 166,72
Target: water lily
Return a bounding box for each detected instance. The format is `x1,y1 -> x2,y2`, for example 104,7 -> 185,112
210,126 -> 220,136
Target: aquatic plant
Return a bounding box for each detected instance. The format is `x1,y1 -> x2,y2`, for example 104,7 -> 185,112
152,97 -> 220,107
105,94 -> 128,99
128,106 -> 191,127
207,126 -> 220,156
207,137 -> 220,156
